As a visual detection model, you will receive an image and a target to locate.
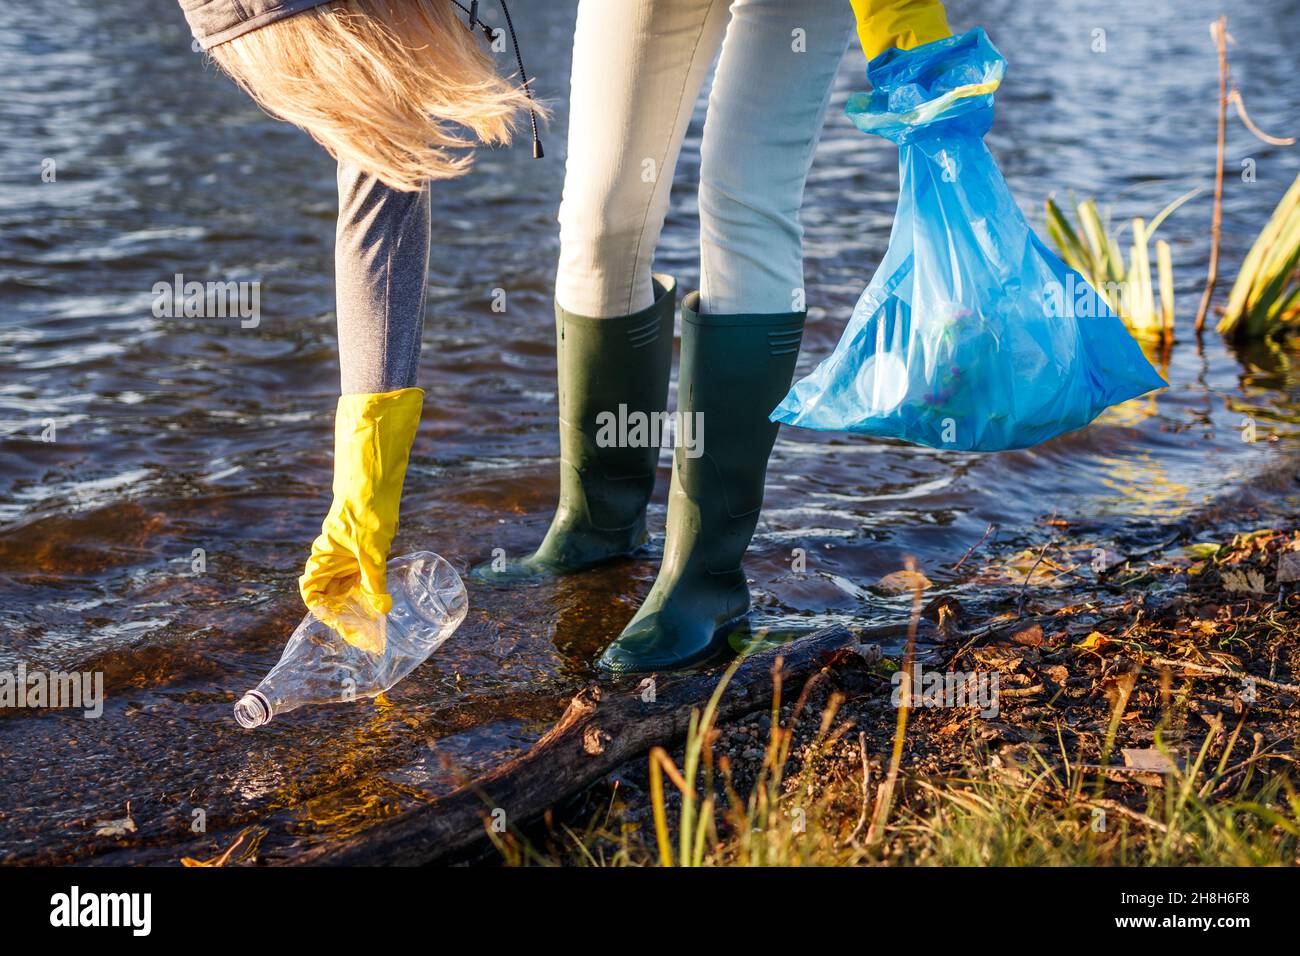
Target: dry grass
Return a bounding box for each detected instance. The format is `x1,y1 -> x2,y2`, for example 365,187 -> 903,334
495,528 -> 1300,867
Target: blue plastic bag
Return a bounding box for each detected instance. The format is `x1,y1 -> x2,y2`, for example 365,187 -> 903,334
772,29 -> 1166,451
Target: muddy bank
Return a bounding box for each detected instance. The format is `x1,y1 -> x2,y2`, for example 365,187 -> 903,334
512,460 -> 1300,866
43,456 -> 1299,867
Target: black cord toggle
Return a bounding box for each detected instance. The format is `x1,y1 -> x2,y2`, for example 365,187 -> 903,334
451,0 -> 543,159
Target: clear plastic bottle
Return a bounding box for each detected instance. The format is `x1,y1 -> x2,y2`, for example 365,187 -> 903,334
233,551 -> 467,729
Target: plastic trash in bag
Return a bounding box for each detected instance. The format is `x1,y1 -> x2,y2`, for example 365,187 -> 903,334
772,28 -> 1166,451
233,551 -> 467,728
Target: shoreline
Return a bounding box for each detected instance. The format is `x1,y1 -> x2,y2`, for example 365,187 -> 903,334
498,456 -> 1300,866
21,454 -> 1300,867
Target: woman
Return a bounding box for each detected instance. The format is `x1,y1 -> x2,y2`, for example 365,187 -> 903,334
178,0 -> 541,647
475,0 -> 951,674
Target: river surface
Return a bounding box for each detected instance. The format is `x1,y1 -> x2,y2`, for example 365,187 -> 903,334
1,0 -> 1298,863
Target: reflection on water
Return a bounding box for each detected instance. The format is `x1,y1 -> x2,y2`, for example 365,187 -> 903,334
1,0 -> 1298,863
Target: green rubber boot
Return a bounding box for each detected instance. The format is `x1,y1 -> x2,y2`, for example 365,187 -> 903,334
597,292 -> 805,673
473,276 -> 676,584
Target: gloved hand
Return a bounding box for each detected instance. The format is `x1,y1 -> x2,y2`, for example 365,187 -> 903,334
299,387 -> 424,653
850,0 -> 951,60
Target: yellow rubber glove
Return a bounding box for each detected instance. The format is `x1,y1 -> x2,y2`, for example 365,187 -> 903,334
299,386 -> 424,653
850,0 -> 952,60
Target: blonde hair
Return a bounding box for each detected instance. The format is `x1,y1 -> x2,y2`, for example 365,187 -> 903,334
209,0 -> 540,190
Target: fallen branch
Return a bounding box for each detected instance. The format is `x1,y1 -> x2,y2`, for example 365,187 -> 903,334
287,623 -> 885,866
1082,797 -> 1170,835
952,522 -> 998,571
1150,657 -> 1300,695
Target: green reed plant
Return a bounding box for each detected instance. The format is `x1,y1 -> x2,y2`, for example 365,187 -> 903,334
1045,190 -> 1199,342
1218,173 -> 1300,341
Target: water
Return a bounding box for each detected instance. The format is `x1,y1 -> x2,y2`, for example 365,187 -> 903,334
1,0 -> 1297,863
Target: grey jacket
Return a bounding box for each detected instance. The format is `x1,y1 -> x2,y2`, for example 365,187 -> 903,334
179,0 -> 333,49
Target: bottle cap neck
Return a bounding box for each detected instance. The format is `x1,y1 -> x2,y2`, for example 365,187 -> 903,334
234,690 -> 272,729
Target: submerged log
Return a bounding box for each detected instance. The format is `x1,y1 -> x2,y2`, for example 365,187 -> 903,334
291,623 -> 897,866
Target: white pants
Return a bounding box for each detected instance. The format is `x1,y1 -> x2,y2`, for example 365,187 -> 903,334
556,0 -> 856,318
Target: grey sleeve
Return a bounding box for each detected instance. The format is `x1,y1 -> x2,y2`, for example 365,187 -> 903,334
334,162 -> 431,395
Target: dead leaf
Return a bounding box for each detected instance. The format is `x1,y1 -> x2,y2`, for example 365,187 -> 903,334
1042,664 -> 1069,684
1277,552 -> 1300,584
1076,631 -> 1110,651
878,569 -> 932,594
93,804 -> 136,838
1221,568 -> 1266,594
1121,748 -> 1179,774
1011,624 -> 1044,647
1103,672 -> 1138,724
1185,542 -> 1221,560
971,645 -> 1024,673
